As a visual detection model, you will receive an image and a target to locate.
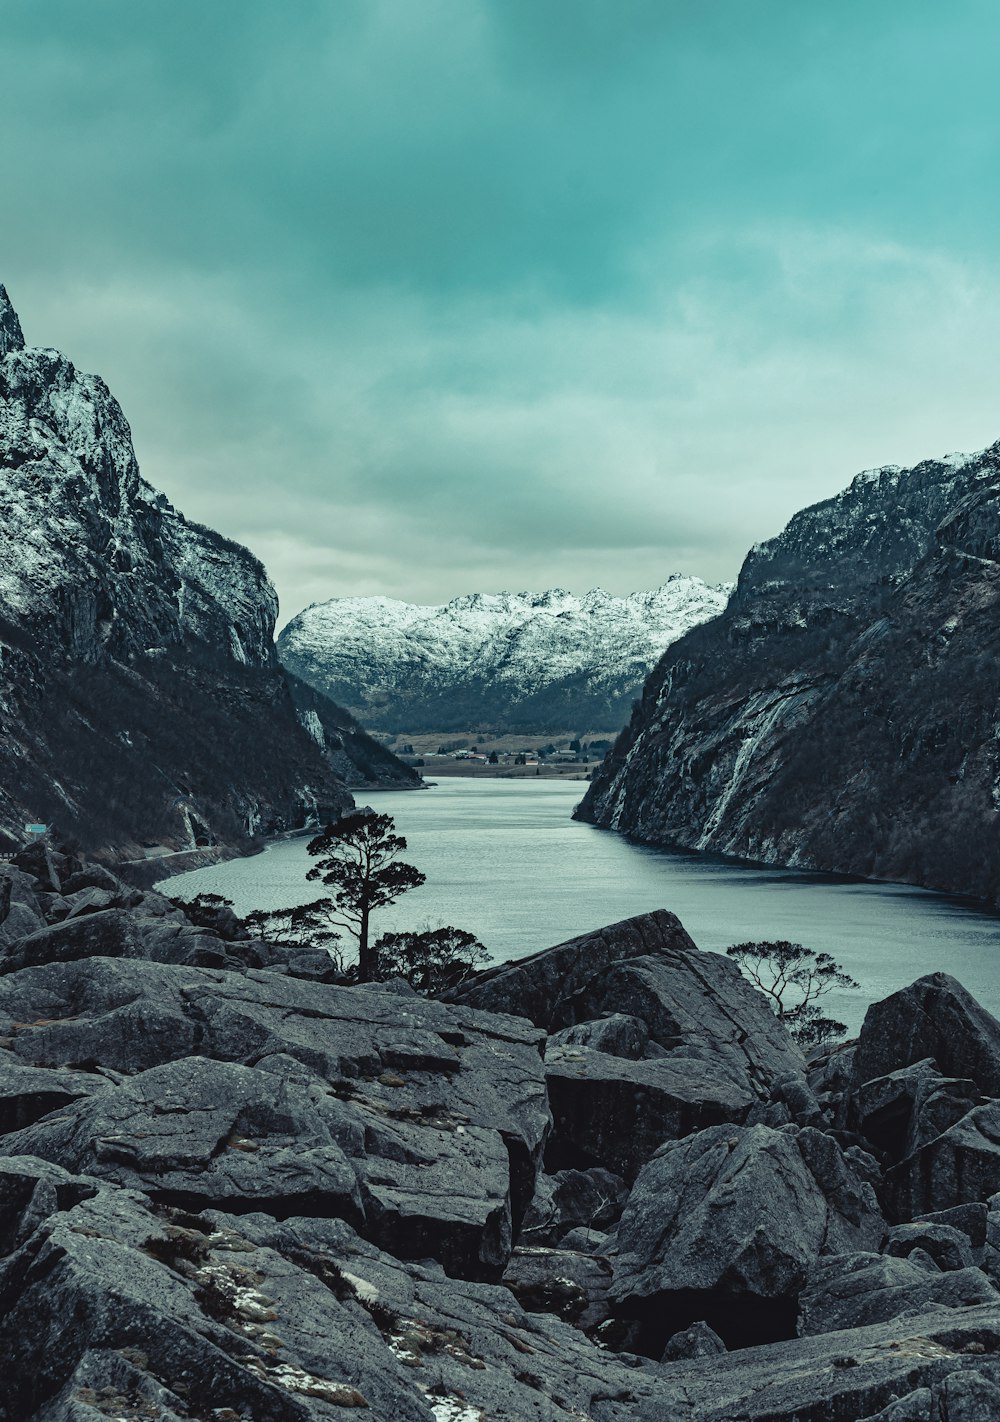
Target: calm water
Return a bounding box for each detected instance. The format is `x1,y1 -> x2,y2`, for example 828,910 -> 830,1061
169,778 -> 1000,1035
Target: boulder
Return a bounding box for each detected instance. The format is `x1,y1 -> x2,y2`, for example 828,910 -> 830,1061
853,974 -> 1000,1097
520,1166 -> 629,1246
633,1305 -> 1000,1421
11,842 -> 73,893
501,1245 -> 614,1331
549,1012 -> 650,1058
940,1371 -> 1000,1422
0,868 -> 46,946
661,1320 -> 727,1362
60,864 -> 131,896
850,1058 -> 982,1165
544,1044 -> 753,1180
797,1251 -> 999,1336
887,1099 -> 1000,1220
883,1222 -> 976,1271
0,1052 -> 110,1134
562,952 -> 806,1098
0,1159 -> 666,1421
448,909 -> 698,1026
0,957 -> 551,1279
611,1123 -> 885,1349
920,1203 -> 989,1252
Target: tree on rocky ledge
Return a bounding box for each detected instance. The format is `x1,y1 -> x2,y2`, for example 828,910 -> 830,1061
375,926 -> 489,994
306,809 -> 426,981
726,940 -> 859,1049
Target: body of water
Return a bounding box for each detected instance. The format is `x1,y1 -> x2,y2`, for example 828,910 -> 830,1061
168,778 -> 1000,1035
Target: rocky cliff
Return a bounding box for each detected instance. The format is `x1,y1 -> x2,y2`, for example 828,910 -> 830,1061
578,441 -> 1000,903
278,579 -> 730,735
4,848 -> 1000,1418
0,283 -> 417,859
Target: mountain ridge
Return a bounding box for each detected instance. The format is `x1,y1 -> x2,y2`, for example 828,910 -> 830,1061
0,282 -> 417,857
578,439 -> 1000,904
278,576 -> 731,734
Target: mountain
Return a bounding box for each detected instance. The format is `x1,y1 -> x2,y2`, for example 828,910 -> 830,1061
0,283 -> 417,859
277,579 -> 731,735
578,441 -> 1000,904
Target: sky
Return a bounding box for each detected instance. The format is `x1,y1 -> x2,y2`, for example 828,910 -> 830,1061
3,1 -> 1000,625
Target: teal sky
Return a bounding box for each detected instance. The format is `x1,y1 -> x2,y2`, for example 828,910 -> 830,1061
3,1 -> 1000,620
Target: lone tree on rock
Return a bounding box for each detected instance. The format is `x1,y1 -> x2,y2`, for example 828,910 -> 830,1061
726,940 -> 859,1050
306,809 -> 426,982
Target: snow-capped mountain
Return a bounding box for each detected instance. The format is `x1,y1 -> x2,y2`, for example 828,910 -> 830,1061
578,440 -> 1000,904
278,579 -> 732,734
0,283 -> 415,855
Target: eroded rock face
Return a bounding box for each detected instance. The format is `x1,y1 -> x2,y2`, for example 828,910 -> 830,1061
544,1045 -> 753,1181
0,955 -> 550,1281
887,1099 -> 1000,1221
0,284 -> 416,857
457,912 -> 808,1182
448,909 -> 699,1027
797,1252 -> 999,1337
853,974 -> 1000,1098
0,1157 -> 662,1422
4,881 -> 1000,1418
578,441 -> 1000,907
611,1124 -> 885,1349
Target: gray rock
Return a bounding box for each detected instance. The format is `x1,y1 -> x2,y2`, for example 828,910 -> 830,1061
565,951 -> 806,1098
884,1222 -> 976,1271
661,1320 -> 726,1362
850,1058 -> 982,1165
0,868 -> 46,946
798,1252 -> 999,1336
448,909 -> 698,1028
0,1161 -> 666,1422
940,1370 -> 1000,1421
633,1304 -> 1000,1421
0,1052 -> 110,1134
60,864 -> 131,896
888,1099 -> 1000,1219
501,1245 -> 614,1330
11,842 -> 70,893
0,955 -> 550,1225
544,1043 -> 753,1180
611,1123 -> 885,1347
854,974 -> 1000,1097
860,1390 -> 935,1421
0,957 -> 553,1279
560,1226 -> 612,1253
549,1012 -> 650,1059
920,1203 -> 989,1252
520,1166 -> 628,1246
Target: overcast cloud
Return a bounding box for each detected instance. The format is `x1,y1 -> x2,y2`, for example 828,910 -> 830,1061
3,1 -> 999,623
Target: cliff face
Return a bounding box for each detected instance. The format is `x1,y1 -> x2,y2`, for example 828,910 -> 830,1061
0,283 -> 414,857
278,579 -> 731,735
578,442 -> 1000,903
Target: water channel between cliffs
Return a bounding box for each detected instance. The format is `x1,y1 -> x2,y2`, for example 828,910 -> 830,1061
169,777 -> 1000,1036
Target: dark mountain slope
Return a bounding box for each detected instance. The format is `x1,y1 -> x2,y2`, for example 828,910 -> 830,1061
0,283 -> 414,858
578,443 -> 1000,903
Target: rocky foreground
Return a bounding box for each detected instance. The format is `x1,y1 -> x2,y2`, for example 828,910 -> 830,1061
3,850 -> 1000,1418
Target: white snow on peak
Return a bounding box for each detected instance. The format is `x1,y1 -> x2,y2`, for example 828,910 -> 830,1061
278,578 -> 732,725
0,298 -> 276,665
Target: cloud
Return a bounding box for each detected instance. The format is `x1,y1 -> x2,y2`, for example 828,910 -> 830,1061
2,2 -> 999,619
